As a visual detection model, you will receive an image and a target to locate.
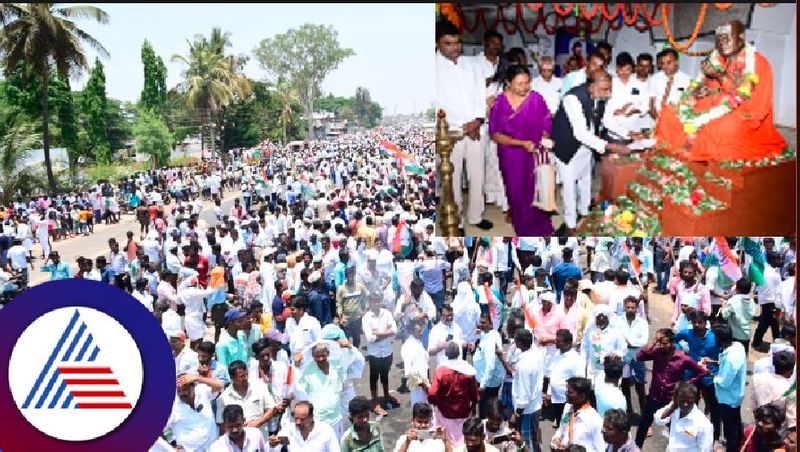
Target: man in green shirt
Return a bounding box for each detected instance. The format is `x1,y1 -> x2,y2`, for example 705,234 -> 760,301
337,265 -> 369,348
297,343 -> 345,439
719,276 -> 756,355
341,396 -> 384,452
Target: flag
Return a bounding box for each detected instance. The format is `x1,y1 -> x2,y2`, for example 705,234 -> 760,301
299,174 -> 315,199
706,237 -> 743,282
742,237 -> 766,286
380,139 -> 420,174
620,240 -> 641,279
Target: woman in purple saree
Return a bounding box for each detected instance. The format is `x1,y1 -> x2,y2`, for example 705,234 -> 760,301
489,65 -> 554,236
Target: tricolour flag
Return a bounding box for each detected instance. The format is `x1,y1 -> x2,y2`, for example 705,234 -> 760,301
742,237 -> 766,286
620,240 -> 641,279
706,237 -> 743,282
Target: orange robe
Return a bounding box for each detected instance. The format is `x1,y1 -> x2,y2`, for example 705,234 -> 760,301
655,51 -> 787,161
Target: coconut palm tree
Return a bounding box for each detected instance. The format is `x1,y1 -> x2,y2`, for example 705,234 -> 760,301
0,3 -> 109,194
274,78 -> 298,146
0,110 -> 42,204
171,28 -> 250,159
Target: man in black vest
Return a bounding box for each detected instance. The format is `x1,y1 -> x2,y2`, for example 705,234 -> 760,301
551,70 -> 630,235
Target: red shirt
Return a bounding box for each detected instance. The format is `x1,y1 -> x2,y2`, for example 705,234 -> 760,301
636,345 -> 708,403
185,255 -> 209,288
427,366 -> 479,419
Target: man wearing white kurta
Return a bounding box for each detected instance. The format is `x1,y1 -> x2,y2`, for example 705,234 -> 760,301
470,31 -> 507,213
435,20 -> 493,230
550,71 -> 629,233
531,56 -> 563,116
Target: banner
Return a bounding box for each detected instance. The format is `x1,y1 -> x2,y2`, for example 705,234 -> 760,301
706,237 -> 743,282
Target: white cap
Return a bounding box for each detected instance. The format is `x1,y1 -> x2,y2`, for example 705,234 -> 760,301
308,271 -> 321,284
539,291 -> 556,303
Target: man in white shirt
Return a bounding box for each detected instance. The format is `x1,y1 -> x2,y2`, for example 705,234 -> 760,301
778,265 -> 796,324
510,328 -> 544,452
215,361 -> 275,440
435,19 -> 493,231
427,305 -> 464,367
647,48 -> 691,121
603,52 -> 650,143
166,373 -> 219,451
401,320 -> 431,406
394,402 -> 450,452
544,329 -> 585,428
270,401 -> 340,452
550,377 -> 606,452
469,31 -> 507,213
285,296 -> 323,357
531,56 -> 562,115
752,252 -> 783,352
362,294 -> 398,413
551,69 -> 630,234
653,383 -> 713,452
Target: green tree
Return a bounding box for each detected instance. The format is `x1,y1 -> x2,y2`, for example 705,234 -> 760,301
253,24 -> 354,141
0,3 -> 109,194
172,27 -> 251,158
315,93 -> 352,116
133,109 -> 173,167
82,58 -> 111,162
353,87 -> 372,127
140,40 -> 167,115
0,109 -> 42,203
274,78 -> 299,146
52,76 -> 80,166
367,101 -> 383,128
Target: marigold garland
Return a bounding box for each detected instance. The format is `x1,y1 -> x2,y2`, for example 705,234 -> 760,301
661,3 -> 713,56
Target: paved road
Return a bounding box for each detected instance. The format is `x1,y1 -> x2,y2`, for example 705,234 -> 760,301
26,190 -> 241,287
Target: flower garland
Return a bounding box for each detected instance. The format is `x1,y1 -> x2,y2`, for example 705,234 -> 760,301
677,43 -> 758,137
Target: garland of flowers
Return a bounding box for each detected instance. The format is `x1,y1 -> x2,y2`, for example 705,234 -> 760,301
677,43 -> 757,136
661,3 -> 713,56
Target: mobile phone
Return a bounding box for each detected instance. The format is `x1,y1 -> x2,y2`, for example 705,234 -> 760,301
492,434 -> 511,444
446,334 -> 453,342
416,429 -> 434,441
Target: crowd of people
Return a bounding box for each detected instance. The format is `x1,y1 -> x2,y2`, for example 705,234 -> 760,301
435,18 -> 787,236
15,213 -> 797,452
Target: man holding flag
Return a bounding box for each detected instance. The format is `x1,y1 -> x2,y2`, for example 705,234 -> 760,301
704,237 -> 742,318
752,250 -> 785,353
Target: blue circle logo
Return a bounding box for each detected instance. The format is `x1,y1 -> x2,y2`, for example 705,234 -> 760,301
0,280 -> 175,451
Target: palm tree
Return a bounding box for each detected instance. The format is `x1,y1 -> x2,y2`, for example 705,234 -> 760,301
274,78 -> 298,146
171,28 -> 250,159
0,110 -> 42,204
0,3 -> 109,194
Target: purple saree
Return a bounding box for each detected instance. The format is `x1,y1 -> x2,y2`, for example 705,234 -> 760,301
489,91 -> 554,236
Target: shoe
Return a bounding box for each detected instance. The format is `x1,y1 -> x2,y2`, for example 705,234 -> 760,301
397,384 -> 410,394
470,220 -> 494,230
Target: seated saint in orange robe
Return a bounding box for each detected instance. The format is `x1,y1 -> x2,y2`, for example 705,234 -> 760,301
654,21 -> 787,162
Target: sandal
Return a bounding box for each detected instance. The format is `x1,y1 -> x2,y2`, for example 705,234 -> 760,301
373,404 -> 388,417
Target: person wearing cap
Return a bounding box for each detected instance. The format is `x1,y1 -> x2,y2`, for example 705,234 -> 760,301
532,290 -> 566,379
671,260 -> 711,327
581,304 -> 626,387
215,309 -> 249,370
307,269 -> 333,326
39,250 -> 73,281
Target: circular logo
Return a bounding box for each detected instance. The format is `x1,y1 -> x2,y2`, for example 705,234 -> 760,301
0,280 -> 176,452
8,307 -> 144,441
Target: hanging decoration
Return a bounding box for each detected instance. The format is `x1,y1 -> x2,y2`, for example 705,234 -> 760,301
444,3 -> 777,47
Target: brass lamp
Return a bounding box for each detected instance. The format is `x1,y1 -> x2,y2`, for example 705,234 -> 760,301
435,110 -> 462,237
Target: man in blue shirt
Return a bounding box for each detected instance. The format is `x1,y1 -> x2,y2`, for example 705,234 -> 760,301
40,251 -> 73,280
552,248 -> 582,302
675,311 -> 720,441
95,256 -> 115,285
704,324 -> 746,452
414,248 -> 451,315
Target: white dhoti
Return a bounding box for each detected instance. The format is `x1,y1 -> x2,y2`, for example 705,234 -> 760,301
184,311 -> 206,341
451,137 -> 485,225
481,132 -> 507,211
556,147 -> 593,229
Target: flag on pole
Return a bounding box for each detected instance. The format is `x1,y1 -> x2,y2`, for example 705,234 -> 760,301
704,237 -> 742,283
620,240 -> 641,279
742,237 -> 766,286
380,139 -> 424,175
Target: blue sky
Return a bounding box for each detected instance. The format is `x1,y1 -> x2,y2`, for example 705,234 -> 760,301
73,3 -> 434,114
